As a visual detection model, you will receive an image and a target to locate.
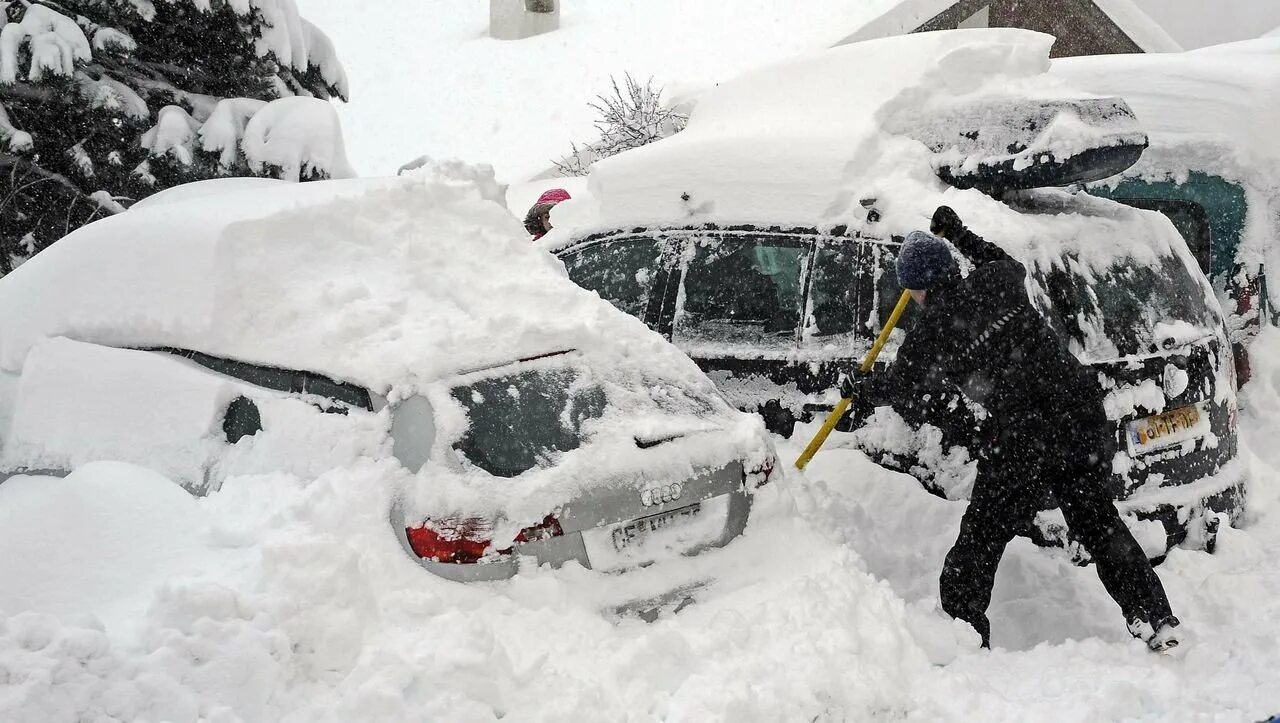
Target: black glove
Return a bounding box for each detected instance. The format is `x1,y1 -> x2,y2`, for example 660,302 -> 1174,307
838,368 -> 873,400
930,205 -> 964,240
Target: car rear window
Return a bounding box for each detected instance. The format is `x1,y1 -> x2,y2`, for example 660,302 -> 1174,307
1032,252 -> 1221,359
451,366 -> 607,478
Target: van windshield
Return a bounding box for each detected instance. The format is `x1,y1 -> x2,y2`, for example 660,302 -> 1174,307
1032,252 -> 1220,359
451,366 -> 607,478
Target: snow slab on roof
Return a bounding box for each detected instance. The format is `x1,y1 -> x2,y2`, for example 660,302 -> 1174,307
1051,49 -> 1280,168
0,162 -> 699,394
294,0 -> 918,181
840,0 -> 1180,53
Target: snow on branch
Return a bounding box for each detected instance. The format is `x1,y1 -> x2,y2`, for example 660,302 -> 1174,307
241,96 -> 353,181
555,74 -> 687,177
0,100 -> 33,151
141,105 -> 200,165
77,72 -> 150,119
199,96 -> 266,169
0,4 -> 92,84
91,27 -> 137,55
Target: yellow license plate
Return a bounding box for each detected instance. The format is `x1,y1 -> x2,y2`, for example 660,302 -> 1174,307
1127,402 -> 1209,454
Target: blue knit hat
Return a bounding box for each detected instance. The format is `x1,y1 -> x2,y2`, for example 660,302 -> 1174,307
896,230 -> 957,290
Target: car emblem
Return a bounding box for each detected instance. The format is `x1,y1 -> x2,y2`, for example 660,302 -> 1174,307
640,482 -> 683,507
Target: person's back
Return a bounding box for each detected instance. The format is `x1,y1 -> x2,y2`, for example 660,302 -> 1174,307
847,206 -> 1180,653
899,226 -> 1101,421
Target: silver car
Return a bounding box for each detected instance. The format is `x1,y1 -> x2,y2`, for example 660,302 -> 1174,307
386,348 -> 773,582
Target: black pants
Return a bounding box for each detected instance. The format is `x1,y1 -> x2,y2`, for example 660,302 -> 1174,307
939,403 -> 1174,647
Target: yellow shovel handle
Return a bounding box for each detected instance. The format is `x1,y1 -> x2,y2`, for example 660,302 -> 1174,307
794,289 -> 913,470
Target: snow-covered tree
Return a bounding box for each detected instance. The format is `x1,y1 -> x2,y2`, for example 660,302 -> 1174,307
0,0 -> 352,275
555,74 -> 687,177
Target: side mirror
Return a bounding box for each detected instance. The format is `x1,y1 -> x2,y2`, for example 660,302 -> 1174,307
390,395 -> 436,473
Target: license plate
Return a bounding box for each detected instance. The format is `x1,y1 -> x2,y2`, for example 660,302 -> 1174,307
612,503 -> 703,552
1126,402 -> 1210,456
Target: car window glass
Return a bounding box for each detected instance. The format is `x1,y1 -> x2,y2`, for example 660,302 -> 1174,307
451,366 -> 607,478
869,241 -> 914,336
562,238 -> 660,319
1032,253 -> 1221,359
807,242 -> 860,339
674,235 -> 807,350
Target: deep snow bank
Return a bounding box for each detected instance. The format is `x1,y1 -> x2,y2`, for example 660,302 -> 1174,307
3,329 -> 1280,720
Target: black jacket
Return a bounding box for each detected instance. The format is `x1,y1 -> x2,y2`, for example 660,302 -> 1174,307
865,225 -> 1102,422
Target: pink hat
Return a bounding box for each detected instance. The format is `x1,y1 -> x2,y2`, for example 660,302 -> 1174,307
536,188 -> 572,205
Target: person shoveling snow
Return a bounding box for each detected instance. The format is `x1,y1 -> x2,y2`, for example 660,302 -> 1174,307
842,206 -> 1182,653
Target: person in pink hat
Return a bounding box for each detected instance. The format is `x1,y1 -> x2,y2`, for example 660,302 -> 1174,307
524,188 -> 571,241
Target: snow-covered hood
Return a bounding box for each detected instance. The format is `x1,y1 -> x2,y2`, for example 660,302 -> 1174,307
0,165 -> 717,398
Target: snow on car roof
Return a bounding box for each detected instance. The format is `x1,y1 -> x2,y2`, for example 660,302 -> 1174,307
0,163 -> 701,394
545,29 -> 1066,236
1050,47 -> 1280,172
541,29 -> 1201,289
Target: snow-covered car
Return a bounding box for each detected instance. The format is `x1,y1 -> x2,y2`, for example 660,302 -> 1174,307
0,168 -> 775,587
542,29 -> 1243,557
1050,40 -> 1280,382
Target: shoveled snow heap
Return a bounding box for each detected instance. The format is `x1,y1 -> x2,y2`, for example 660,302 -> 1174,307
0,162 -> 687,394
2,339 -> 1279,722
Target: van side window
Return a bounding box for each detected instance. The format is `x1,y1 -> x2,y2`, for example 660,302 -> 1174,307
562,238 -> 661,320
808,242 -> 860,338
675,236 -> 807,348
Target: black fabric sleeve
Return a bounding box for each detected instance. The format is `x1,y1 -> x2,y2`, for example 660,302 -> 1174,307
949,225 -> 1015,267
860,315 -> 949,406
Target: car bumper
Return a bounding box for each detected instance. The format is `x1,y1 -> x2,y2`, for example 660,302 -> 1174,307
393,467 -> 755,583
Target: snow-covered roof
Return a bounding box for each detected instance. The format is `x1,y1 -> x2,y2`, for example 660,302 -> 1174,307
1090,0 -> 1182,53
1051,47 -> 1280,169
549,29 -> 1104,235
0,164 -> 704,394
839,0 -> 1180,53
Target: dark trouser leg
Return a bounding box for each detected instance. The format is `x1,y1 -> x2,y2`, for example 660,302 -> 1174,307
1049,418 -> 1174,629
940,446 -> 1044,648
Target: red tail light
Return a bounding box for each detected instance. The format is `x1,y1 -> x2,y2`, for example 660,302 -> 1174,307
406,514 -> 564,563
513,515 -> 564,544
747,456 -> 776,488
405,517 -> 494,563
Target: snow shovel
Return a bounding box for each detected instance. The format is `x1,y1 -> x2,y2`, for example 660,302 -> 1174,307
794,289 -> 913,470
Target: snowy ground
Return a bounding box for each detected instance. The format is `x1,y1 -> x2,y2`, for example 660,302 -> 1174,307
3,329 -> 1280,721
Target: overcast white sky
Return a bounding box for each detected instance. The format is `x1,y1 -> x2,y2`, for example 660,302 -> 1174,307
1131,0 -> 1280,48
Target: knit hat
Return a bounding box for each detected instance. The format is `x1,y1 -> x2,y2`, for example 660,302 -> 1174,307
524,188 -> 572,237
535,188 -> 572,205
896,230 -> 957,290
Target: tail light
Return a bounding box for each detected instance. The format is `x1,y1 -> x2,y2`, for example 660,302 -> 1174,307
406,514 -> 563,563
405,517 -> 494,563
746,456 -> 776,488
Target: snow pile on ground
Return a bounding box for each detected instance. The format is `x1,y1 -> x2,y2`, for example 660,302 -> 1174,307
293,0 -> 918,180
3,328 -> 1280,720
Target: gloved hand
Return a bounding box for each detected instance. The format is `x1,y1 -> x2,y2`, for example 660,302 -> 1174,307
930,205 -> 964,240
838,368 -> 873,400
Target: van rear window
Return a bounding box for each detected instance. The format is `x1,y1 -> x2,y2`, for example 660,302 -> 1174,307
1033,253 -> 1220,359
